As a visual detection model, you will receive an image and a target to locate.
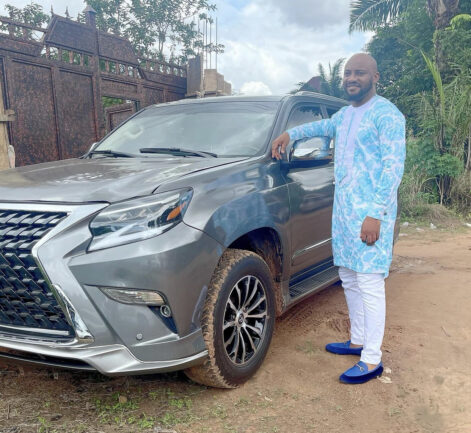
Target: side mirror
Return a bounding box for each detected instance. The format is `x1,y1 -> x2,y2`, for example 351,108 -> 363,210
289,136 -> 332,163
89,142 -> 99,152
82,142 -> 99,158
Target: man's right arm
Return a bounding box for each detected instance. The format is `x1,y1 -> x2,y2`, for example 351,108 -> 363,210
271,118 -> 336,160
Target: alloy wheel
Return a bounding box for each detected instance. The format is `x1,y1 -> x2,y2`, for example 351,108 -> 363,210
222,275 -> 268,365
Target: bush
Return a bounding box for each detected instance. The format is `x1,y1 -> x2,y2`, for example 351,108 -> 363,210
450,171 -> 471,213
399,171 -> 438,218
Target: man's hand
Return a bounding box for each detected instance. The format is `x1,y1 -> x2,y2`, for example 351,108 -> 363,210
271,132 -> 290,160
360,216 -> 381,246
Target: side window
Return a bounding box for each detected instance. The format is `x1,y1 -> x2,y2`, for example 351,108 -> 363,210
323,105 -> 340,153
286,104 -> 323,130
325,105 -> 341,118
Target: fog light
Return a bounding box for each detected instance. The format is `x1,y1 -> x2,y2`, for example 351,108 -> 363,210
100,287 -> 164,306
160,305 -> 172,317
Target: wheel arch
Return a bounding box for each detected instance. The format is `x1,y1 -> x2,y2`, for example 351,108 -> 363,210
228,227 -> 284,316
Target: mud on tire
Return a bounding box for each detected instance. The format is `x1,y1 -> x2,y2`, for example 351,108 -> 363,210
184,249 -> 276,388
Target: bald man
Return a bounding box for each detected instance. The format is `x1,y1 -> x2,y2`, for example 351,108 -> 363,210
272,53 -> 406,384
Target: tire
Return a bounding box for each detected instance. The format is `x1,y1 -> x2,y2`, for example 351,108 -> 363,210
184,249 -> 276,388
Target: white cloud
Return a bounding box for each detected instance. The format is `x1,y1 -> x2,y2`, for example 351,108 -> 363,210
240,81 -> 272,96
268,0 -> 350,30
214,0 -> 369,94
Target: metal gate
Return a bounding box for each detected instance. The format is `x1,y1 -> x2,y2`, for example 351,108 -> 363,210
0,10 -> 187,167
105,102 -> 137,133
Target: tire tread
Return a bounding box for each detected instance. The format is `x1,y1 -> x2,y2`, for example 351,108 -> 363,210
185,249 -> 272,388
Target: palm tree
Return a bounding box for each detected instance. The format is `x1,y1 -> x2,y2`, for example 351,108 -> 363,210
318,58 -> 345,98
349,0 -> 460,32
290,59 -> 345,97
350,0 -> 460,73
289,81 -> 308,94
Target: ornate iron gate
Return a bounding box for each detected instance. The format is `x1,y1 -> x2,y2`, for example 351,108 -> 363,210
0,10 -> 187,167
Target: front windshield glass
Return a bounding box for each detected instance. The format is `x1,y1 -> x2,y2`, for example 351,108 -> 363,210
97,101 -> 279,157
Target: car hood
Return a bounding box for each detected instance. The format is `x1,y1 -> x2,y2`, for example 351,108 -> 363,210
0,156 -> 246,203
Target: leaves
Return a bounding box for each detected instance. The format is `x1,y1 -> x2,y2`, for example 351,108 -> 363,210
350,0 -> 460,32
363,0 -> 471,210
318,58 -> 346,98
349,0 -> 412,32
85,0 -> 128,35
421,51 -> 445,114
5,2 -> 50,27
84,0 -> 222,63
290,59 -> 345,97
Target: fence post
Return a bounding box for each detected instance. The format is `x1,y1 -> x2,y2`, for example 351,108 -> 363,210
0,83 -> 15,169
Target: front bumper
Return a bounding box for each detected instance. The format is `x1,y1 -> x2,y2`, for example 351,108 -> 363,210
0,202 -> 223,374
0,337 -> 208,375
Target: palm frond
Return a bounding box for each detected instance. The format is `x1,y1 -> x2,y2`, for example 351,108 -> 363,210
317,63 -> 327,81
330,58 -> 345,79
349,0 -> 411,33
421,50 -> 445,114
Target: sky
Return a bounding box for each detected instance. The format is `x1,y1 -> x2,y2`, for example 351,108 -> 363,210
1,0 -> 371,95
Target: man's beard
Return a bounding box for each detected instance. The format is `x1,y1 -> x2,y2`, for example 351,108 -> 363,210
344,80 -> 373,101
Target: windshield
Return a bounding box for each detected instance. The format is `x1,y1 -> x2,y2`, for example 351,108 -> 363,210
96,101 -> 279,158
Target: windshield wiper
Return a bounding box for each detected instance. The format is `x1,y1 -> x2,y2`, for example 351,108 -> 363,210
88,149 -> 135,158
139,147 -> 217,158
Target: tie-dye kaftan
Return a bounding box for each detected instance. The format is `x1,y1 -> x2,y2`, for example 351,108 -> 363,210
287,95 -> 406,276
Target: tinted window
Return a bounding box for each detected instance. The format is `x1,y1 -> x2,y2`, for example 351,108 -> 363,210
97,101 -> 279,157
286,105 -> 323,130
325,106 -> 341,118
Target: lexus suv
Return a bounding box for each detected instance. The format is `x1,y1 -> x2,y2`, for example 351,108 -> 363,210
0,92 -> 347,388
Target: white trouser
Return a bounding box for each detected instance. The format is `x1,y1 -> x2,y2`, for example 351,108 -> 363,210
338,266 -> 385,365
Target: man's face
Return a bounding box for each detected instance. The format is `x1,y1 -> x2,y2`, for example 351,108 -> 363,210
342,62 -> 377,102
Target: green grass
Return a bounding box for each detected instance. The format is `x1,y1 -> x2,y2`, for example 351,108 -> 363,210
295,341 -> 319,356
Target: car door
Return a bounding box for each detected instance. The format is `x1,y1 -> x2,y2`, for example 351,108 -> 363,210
284,103 -> 335,277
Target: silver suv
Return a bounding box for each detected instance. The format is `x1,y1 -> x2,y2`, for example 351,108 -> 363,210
0,93 -> 345,388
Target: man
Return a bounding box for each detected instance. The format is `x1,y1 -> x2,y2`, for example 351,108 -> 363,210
272,53 -> 405,384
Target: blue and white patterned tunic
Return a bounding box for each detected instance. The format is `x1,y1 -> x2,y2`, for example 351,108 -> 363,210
287,95 -> 406,276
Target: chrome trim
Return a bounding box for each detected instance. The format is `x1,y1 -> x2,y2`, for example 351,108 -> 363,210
0,201 -> 107,344
53,285 -> 94,343
0,324 -> 70,336
0,331 -> 83,346
292,237 -> 332,260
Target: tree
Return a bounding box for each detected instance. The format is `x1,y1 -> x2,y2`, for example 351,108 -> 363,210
366,0 -> 435,129
350,0 -> 461,73
84,0 -> 128,35
126,0 -> 219,62
78,0 -> 222,64
289,59 -> 345,98
289,81 -> 308,94
356,0 -> 471,213
4,2 -> 50,27
349,0 -> 460,32
318,58 -> 345,98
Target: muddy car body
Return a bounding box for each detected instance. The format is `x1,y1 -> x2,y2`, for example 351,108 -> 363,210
0,93 -> 348,387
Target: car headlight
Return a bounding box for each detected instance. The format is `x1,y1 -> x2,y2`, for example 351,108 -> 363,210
88,189 -> 193,251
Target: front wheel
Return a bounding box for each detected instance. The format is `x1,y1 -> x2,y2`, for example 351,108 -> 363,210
185,249 -> 276,388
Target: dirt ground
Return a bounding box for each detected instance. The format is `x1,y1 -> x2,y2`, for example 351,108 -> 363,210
0,225 -> 470,433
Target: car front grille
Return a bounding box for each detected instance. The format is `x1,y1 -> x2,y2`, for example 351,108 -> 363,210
0,210 -> 74,339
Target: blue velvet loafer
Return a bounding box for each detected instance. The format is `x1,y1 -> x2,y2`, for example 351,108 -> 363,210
325,340 -> 363,356
339,361 -> 383,384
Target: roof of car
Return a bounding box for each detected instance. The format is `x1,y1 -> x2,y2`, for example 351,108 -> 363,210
149,92 -> 347,108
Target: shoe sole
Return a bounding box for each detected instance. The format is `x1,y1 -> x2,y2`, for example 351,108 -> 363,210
325,347 -> 362,356
339,366 -> 384,384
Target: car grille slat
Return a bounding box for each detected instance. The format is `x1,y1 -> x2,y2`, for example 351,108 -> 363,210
0,210 -> 74,339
